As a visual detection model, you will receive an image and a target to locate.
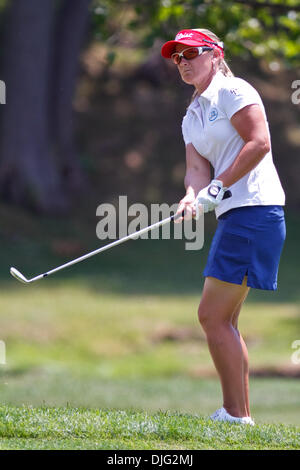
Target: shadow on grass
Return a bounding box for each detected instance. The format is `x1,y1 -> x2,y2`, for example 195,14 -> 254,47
1,209 -> 300,303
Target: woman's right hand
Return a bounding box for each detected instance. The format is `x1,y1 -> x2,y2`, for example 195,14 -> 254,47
174,192 -> 197,223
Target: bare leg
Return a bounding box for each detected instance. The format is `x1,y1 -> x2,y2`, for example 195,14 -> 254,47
198,276 -> 250,418
231,299 -> 251,417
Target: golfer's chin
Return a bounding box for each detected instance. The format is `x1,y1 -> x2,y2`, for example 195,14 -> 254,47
180,72 -> 195,85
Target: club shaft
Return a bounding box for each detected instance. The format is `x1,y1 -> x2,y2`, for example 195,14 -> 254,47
31,212 -> 182,281
14,189 -> 232,283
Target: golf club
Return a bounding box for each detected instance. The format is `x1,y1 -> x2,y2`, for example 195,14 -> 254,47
10,190 -> 231,284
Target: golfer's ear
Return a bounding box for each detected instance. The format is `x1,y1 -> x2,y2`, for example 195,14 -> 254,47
212,49 -> 221,66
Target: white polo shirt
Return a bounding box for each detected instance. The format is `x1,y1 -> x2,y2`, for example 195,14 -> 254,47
182,71 -> 285,218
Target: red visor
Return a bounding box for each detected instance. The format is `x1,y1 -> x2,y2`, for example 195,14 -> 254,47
161,29 -> 224,59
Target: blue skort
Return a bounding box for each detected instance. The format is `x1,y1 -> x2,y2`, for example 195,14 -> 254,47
203,205 -> 286,290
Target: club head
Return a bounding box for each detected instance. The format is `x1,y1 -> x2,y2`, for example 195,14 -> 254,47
10,267 -> 30,284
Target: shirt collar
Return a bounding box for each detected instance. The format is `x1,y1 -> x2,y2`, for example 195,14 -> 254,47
199,71 -> 225,101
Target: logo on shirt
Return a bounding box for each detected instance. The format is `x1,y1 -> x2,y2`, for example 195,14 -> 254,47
230,88 -> 241,96
208,107 -> 218,121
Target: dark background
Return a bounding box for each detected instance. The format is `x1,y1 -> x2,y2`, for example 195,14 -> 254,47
0,0 -> 299,217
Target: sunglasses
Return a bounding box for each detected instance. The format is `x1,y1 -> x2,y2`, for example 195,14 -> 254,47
171,46 -> 213,65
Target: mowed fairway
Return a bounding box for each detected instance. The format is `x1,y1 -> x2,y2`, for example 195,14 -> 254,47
0,282 -> 300,449
1,215 -> 300,449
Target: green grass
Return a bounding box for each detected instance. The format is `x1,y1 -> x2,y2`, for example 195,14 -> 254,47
1,372 -> 300,426
0,406 -> 299,450
0,204 -> 299,449
0,282 -> 299,429
1,285 -> 299,378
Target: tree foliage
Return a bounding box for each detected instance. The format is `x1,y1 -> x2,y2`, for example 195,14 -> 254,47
92,0 -> 300,68
0,1 -> 298,214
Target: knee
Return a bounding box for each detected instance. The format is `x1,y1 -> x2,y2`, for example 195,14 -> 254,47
198,303 -> 231,336
198,304 -> 211,332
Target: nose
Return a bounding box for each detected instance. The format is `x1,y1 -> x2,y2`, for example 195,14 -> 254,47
179,56 -> 190,66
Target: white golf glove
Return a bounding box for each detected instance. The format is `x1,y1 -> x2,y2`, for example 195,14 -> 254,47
195,179 -> 228,216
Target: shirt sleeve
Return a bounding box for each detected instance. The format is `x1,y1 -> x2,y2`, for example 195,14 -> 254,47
181,114 -> 191,145
220,78 -> 263,120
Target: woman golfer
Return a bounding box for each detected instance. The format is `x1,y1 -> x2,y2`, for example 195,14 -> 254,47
161,29 -> 286,425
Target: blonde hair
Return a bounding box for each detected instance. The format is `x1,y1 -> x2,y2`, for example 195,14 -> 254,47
190,28 -> 233,102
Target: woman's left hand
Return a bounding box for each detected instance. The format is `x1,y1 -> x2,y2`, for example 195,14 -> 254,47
196,179 -> 227,214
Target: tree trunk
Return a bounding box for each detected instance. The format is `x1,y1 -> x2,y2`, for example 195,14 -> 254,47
0,0 -> 69,214
50,0 -> 92,196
